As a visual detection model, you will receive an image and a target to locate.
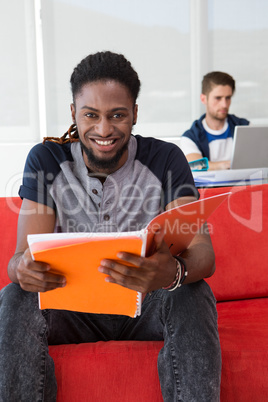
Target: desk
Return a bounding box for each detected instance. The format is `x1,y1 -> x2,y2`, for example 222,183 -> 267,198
193,168 -> 268,188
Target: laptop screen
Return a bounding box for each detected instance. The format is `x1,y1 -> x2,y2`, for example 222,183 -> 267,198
231,126 -> 268,169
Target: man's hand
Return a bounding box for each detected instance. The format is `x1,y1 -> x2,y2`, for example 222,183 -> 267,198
15,249 -> 66,293
208,160 -> 231,170
98,228 -> 177,294
7,198 -> 63,293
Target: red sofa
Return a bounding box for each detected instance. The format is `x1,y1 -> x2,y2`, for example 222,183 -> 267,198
1,184 -> 268,401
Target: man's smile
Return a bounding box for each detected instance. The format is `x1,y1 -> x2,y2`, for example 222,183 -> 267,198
94,139 -> 116,146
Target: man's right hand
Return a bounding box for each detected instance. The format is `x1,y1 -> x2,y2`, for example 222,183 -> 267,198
208,160 -> 231,170
7,199 -> 64,293
15,249 -> 66,293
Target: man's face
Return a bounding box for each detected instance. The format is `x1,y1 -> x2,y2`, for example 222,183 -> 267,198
201,85 -> 233,121
71,80 -> 138,175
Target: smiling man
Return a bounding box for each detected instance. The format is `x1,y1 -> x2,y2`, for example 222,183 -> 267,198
0,51 -> 221,401
180,71 -> 249,170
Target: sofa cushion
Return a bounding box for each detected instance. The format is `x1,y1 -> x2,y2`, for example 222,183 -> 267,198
49,340 -> 164,402
217,297 -> 268,401
200,184 -> 268,301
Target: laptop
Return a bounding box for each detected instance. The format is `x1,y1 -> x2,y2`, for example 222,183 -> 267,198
231,126 -> 268,169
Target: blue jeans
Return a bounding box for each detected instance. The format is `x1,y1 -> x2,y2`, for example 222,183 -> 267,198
0,281 -> 221,402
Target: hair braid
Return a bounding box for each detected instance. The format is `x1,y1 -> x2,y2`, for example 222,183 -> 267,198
43,124 -> 79,144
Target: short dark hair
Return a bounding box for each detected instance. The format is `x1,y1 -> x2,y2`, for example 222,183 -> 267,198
202,71 -> 235,95
70,51 -> 141,105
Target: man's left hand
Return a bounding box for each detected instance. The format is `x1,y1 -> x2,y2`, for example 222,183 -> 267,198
98,227 -> 177,293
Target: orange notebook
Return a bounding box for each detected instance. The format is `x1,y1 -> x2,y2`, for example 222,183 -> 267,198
28,192 -> 230,317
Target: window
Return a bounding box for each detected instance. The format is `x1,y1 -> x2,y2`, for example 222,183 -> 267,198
2,0 -> 267,144
0,0 -> 39,143
41,0 -> 191,138
208,0 -> 268,124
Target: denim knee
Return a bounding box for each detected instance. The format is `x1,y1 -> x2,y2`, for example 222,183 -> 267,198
0,283 -> 39,319
0,283 -> 45,345
160,280 -> 218,326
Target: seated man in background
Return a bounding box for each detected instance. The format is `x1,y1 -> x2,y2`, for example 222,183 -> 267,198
180,71 -> 249,170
